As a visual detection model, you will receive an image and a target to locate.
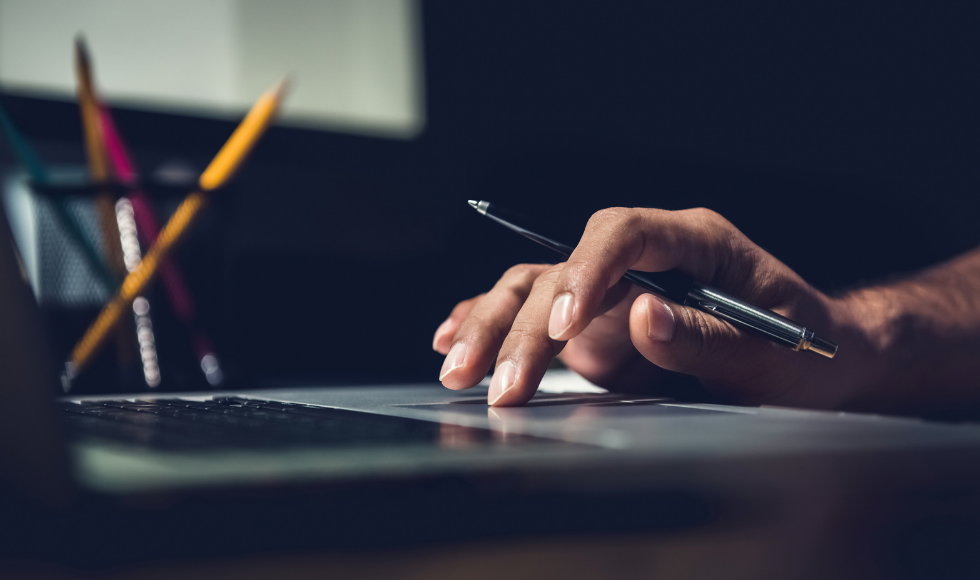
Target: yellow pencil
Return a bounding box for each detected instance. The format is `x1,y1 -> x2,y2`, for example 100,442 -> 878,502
75,38 -> 110,181
75,37 -> 137,368
67,78 -> 288,378
75,38 -> 126,273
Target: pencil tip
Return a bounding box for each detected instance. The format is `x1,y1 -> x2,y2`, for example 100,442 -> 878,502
75,34 -> 87,55
271,76 -> 290,99
74,35 -> 91,71
467,200 -> 479,209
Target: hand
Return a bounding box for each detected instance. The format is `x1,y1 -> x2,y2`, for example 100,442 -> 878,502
433,207 -> 879,408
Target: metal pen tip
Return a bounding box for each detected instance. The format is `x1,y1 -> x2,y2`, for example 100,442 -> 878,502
805,335 -> 838,359
467,200 -> 488,215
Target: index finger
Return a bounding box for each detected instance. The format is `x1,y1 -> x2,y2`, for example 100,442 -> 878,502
547,207 -> 757,342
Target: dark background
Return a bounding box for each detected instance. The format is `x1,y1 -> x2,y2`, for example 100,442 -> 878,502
2,1 -> 979,392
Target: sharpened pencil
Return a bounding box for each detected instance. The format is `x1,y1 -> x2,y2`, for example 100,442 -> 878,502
74,37 -> 126,275
74,36 -> 137,370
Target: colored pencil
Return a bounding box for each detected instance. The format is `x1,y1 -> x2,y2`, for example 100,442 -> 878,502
74,38 -> 126,275
67,78 -> 287,378
99,103 -> 225,385
74,37 -> 140,371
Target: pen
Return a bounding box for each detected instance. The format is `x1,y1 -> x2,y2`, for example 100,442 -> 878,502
468,200 -> 838,359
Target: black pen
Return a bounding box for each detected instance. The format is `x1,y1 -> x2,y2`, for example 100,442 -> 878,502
468,200 -> 837,359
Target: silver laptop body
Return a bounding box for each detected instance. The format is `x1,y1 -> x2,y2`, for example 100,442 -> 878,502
4,199 -> 980,504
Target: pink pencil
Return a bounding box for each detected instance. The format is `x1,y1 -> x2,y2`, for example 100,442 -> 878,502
99,104 -> 224,386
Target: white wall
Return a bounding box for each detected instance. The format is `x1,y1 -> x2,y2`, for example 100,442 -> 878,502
0,0 -> 424,138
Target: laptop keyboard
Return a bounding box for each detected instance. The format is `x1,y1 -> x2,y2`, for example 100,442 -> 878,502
59,396 -> 498,450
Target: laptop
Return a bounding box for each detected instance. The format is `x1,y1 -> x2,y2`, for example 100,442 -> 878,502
5,199 -> 980,572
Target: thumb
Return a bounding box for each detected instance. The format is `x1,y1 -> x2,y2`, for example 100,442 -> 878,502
628,293 -> 792,394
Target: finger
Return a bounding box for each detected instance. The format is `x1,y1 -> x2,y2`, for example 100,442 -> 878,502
440,264 -> 550,390
489,265 -> 565,407
557,282 -> 649,386
628,293 -> 803,402
438,270 -> 629,357
433,294 -> 483,354
548,207 -> 762,342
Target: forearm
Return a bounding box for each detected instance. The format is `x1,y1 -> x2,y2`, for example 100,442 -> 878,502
842,247 -> 980,413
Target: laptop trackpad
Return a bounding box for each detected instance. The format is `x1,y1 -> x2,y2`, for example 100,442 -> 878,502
395,393 -> 736,416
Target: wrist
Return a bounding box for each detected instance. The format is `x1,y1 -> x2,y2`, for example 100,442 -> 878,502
830,285 -> 923,411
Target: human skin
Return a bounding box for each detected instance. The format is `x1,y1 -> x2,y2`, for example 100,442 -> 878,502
432,207 -> 980,414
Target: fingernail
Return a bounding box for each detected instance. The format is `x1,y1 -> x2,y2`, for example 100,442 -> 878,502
548,293 -> 575,340
488,360 -> 517,405
646,296 -> 675,342
439,342 -> 466,381
432,318 -> 453,351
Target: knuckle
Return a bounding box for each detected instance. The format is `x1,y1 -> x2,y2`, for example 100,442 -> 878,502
684,309 -> 738,366
582,208 -> 649,265
532,264 -> 564,290
687,206 -> 715,219
505,322 -> 539,342
685,309 -> 712,359
449,300 -> 471,318
457,293 -> 484,311
503,322 -> 555,356
682,207 -> 743,271
503,263 -> 538,282
587,207 -> 634,231
463,310 -> 509,343
450,295 -> 479,319
499,264 -> 546,298
686,207 -> 727,228
684,309 -> 714,357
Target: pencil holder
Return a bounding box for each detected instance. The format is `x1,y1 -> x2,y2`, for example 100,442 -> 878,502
2,167 -> 229,395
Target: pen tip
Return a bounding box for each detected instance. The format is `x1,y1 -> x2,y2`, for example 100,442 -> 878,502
468,200 -> 488,215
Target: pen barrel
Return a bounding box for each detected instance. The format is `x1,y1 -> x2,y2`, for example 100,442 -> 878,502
473,200 -> 835,356
623,269 -> 694,303
684,284 -> 806,350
